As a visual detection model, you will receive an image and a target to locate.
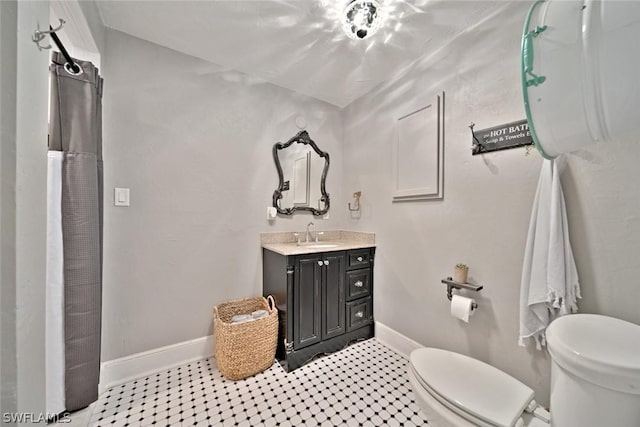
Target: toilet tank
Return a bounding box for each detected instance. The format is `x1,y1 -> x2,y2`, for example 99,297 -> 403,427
546,314 -> 640,427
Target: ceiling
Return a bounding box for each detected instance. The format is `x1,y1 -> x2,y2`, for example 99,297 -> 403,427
95,1 -> 509,108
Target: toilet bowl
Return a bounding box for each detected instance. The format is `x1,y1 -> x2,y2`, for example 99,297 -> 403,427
408,314 -> 640,427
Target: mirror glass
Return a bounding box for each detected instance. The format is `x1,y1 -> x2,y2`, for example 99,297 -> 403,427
272,131 -> 330,216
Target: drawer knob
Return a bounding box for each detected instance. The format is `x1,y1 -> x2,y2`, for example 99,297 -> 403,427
354,280 -> 364,288
357,256 -> 364,262
317,261 -> 323,266
355,311 -> 364,318
324,260 -> 329,265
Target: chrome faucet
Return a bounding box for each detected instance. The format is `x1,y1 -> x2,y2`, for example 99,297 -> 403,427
306,222 -> 316,243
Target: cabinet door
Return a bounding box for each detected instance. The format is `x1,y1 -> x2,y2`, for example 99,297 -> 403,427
294,254 -> 322,349
322,252 -> 346,340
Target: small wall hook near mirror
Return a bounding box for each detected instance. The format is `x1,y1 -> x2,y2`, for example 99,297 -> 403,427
348,191 -> 361,212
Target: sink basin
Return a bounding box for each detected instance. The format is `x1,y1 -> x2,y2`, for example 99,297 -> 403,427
297,243 -> 340,249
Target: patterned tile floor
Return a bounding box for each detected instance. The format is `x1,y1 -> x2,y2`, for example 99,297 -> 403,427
89,338 -> 428,426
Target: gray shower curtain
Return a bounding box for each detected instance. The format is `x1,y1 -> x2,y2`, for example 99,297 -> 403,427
49,51 -> 104,411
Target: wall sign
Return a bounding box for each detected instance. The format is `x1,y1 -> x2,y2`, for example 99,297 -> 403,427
471,119 -> 533,155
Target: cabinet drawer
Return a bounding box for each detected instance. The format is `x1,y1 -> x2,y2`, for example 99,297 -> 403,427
347,249 -> 372,269
346,297 -> 372,332
346,268 -> 371,301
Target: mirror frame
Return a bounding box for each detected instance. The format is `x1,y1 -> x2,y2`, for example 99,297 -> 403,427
272,130 -> 330,216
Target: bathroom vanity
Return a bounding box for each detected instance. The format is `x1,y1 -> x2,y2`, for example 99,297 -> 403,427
262,231 -> 375,371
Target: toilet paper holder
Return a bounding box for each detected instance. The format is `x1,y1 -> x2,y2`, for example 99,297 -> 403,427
441,277 -> 483,309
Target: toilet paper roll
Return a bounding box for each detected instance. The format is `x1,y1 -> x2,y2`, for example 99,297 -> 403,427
450,295 -> 476,323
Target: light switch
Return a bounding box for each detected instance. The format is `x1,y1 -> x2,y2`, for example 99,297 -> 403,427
266,206 -> 277,220
114,188 -> 130,207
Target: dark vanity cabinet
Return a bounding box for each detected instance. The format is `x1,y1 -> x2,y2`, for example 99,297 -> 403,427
263,247 -> 375,371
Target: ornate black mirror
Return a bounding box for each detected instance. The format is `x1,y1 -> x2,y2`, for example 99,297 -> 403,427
272,130 -> 330,216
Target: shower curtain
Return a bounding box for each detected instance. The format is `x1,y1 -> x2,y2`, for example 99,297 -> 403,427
47,51 -> 104,413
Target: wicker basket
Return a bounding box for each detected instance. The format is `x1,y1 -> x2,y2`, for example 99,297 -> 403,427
213,295 -> 278,381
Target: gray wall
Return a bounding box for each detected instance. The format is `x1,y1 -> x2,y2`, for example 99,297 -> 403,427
0,0 -> 49,421
99,2 -> 640,408
562,147 -> 640,323
0,0 -> 19,417
342,1 -> 640,407
342,2 -> 548,406
101,29 -> 345,361
77,0 -> 106,54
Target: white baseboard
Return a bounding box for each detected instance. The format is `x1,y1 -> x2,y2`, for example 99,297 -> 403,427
375,322 -> 422,358
99,335 -> 214,394
99,325 -> 419,394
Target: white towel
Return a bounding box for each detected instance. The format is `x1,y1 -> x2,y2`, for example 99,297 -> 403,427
251,310 -> 268,319
231,314 -> 253,324
46,151 -> 66,415
519,158 -> 581,349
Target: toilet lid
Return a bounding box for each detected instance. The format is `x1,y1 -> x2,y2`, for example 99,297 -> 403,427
410,348 -> 535,427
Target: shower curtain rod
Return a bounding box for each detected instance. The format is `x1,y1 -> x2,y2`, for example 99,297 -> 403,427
49,25 -> 81,74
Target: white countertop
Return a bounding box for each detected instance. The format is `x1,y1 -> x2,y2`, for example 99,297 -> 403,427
262,240 -> 376,256
260,230 -> 375,255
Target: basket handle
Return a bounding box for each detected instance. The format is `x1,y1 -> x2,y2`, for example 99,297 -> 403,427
266,295 -> 276,311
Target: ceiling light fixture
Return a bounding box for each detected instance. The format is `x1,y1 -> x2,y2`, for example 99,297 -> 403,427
342,0 -> 385,40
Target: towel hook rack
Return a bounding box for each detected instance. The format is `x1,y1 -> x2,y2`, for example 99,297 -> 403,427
469,122 -> 488,155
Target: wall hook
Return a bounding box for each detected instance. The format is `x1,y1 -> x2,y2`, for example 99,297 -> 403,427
348,191 -> 361,212
32,18 -> 65,51
469,122 -> 487,155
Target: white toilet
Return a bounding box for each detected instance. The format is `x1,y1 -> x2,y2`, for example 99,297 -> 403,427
408,314 -> 640,427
